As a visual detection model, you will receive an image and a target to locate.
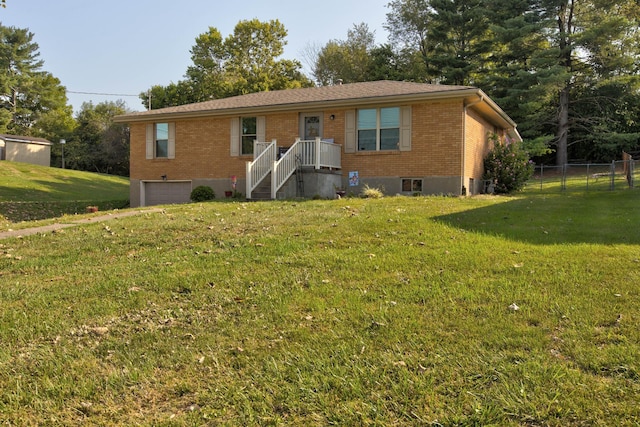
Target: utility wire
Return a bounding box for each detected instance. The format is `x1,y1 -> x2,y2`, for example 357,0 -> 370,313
67,90 -> 140,97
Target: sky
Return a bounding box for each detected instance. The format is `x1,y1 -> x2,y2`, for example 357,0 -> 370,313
1,0 -> 391,113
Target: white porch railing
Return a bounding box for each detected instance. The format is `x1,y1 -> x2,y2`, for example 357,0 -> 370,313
246,139 -> 276,198
246,137 -> 342,199
254,141 -> 273,158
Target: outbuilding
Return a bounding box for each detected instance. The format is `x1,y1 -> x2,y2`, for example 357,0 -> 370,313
0,134 -> 53,167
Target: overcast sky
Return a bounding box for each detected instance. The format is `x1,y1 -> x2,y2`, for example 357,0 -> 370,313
2,0 -> 391,113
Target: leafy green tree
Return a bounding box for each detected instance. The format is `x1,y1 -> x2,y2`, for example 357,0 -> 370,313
63,101 -> 130,176
0,24 -> 73,137
224,19 -> 312,94
313,23 -> 377,85
385,0 -> 433,80
184,27 -> 229,102
142,19 -> 313,109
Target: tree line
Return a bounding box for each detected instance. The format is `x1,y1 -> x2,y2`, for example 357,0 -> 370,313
2,0 -> 639,175
0,24 -> 130,175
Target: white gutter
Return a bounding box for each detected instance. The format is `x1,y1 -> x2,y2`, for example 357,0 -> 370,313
462,94 -> 484,195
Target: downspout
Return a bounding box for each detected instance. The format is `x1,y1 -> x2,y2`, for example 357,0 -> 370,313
462,93 -> 483,196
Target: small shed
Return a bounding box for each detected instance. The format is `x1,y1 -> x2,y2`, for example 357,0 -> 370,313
0,134 -> 53,167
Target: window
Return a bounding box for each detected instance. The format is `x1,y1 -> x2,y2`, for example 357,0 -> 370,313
402,178 -> 422,193
230,116 -> 264,157
241,117 -> 257,155
155,123 -> 169,158
358,107 -> 400,151
146,122 -> 175,160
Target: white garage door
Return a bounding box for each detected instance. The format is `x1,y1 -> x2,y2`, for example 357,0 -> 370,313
144,181 -> 192,206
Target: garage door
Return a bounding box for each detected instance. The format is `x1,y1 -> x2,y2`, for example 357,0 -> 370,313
144,181 -> 192,206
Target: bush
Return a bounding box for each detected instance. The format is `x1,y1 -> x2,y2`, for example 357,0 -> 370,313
483,135 -> 534,194
361,184 -> 384,199
190,186 -> 215,202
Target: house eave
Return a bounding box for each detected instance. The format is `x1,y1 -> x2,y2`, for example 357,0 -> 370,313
114,88 -> 483,124
464,90 -> 522,142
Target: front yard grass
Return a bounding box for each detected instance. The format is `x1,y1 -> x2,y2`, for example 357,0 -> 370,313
0,161 -> 129,223
0,192 -> 639,425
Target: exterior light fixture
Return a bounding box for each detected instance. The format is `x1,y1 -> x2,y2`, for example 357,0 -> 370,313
59,139 -> 66,169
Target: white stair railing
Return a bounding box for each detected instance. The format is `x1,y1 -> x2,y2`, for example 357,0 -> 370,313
247,138 -> 342,199
271,138 -> 303,199
246,139 -> 276,199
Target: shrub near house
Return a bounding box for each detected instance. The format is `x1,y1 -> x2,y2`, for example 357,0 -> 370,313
483,134 -> 534,193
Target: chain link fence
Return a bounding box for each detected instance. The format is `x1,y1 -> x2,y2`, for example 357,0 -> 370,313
526,158 -> 637,192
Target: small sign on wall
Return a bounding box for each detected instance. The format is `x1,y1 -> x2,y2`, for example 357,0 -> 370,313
349,171 -> 359,186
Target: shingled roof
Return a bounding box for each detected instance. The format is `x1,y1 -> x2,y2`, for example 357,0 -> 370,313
115,80 -> 483,122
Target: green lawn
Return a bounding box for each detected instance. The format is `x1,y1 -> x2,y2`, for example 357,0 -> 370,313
0,161 -> 129,222
0,189 -> 639,425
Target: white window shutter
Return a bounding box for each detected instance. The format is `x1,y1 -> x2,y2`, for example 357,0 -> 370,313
145,124 -> 154,159
257,116 -> 266,142
230,117 -> 240,157
344,110 -> 356,153
399,106 -> 412,151
167,122 -> 176,159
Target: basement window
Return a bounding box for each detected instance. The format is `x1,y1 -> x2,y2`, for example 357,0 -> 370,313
402,178 -> 422,193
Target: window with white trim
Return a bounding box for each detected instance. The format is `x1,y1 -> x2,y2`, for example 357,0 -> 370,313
241,117 -> 257,155
358,107 -> 400,151
146,122 -> 175,160
155,123 -> 169,158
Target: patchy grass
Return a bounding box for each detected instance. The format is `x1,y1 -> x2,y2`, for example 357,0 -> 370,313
0,161 -> 129,223
0,192 -> 639,425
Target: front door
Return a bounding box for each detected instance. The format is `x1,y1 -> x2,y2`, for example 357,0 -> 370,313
301,113 -> 322,140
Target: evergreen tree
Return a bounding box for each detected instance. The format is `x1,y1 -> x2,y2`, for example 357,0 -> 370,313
0,24 -> 73,138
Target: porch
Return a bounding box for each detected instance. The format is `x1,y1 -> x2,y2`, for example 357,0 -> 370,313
246,137 -> 342,200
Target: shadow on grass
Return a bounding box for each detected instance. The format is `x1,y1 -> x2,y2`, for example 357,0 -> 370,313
434,191 -> 640,245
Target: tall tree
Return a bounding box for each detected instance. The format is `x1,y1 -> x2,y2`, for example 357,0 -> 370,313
386,0 -> 433,80
224,19 -> 311,94
184,27 -> 229,102
386,0 -> 492,84
426,0 -> 492,85
516,0 -> 640,164
0,24 -> 73,137
64,101 -> 130,176
482,0 -> 559,151
313,23 -> 377,85
386,0 -> 640,164
142,20 -> 313,109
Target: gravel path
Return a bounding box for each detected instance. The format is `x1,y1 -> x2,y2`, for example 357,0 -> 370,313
0,208 -> 164,240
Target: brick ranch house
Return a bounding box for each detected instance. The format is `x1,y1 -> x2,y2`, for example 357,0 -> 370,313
114,80 -> 521,207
